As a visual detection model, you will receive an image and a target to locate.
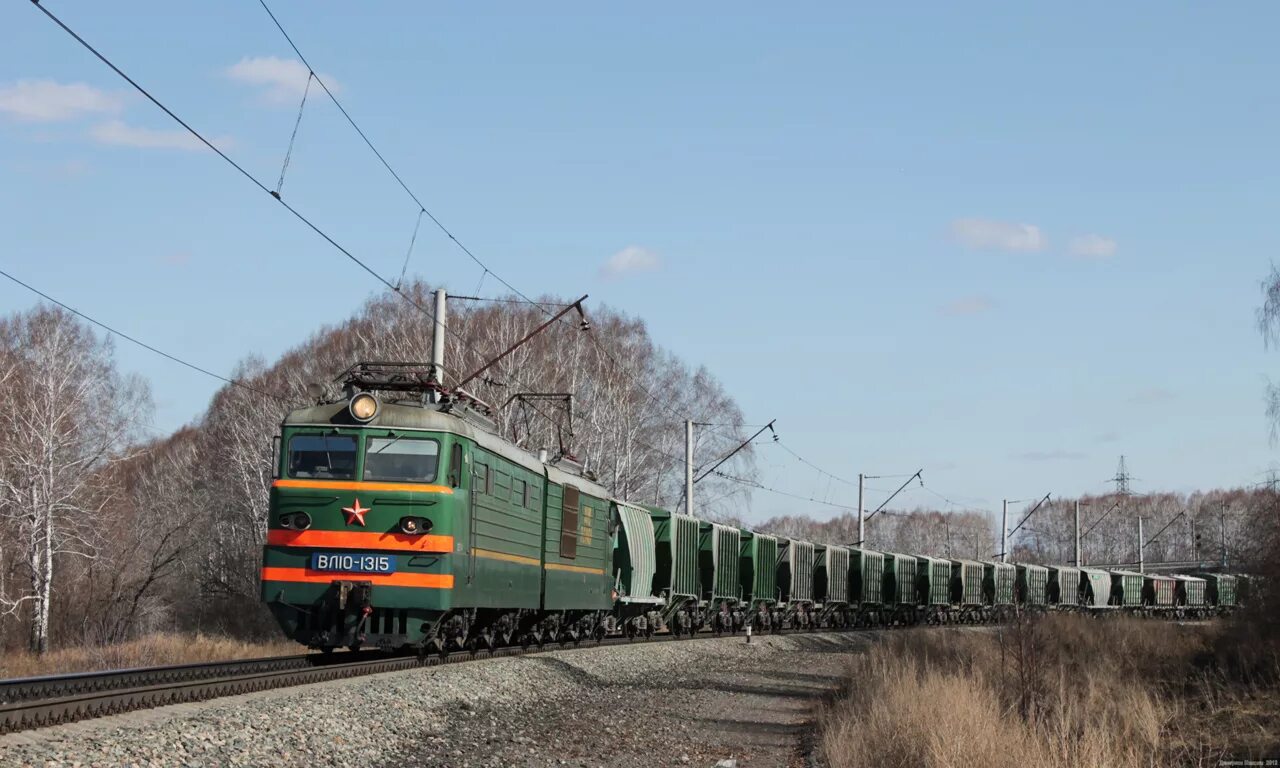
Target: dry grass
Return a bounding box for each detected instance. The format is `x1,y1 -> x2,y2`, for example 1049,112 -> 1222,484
0,633 -> 304,679
818,614 -> 1280,768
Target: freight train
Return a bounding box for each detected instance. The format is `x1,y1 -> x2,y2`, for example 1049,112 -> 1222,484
260,363 -> 1240,654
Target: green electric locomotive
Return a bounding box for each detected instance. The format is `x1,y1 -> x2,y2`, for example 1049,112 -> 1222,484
261,364 -> 614,654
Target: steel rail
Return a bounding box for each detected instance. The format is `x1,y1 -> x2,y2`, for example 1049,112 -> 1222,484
0,654 -> 315,705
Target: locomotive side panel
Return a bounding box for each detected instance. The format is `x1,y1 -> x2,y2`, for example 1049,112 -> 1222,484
468,446 -> 542,609
541,481 -> 612,611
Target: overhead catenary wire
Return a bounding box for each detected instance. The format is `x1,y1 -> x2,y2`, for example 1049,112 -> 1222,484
711,470 -> 858,513
772,439 -> 860,487
448,295 -> 575,307
273,69 -> 314,198
253,0 -> 696,432
0,268 -> 290,404
865,470 -> 924,522
396,208 -> 426,290
31,1 -> 797,514
252,0 -> 556,317
25,1 -> 537,387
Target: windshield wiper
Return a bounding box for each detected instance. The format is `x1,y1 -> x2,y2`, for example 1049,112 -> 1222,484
371,432 -> 404,454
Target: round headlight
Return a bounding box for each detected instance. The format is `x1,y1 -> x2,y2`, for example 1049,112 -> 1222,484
399,516 -> 433,535
349,392 -> 379,422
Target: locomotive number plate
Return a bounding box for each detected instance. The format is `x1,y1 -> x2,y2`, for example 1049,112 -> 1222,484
309,552 -> 395,574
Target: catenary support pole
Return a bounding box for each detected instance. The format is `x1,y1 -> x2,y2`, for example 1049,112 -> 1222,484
685,420 -> 694,518
1074,500 -> 1082,567
429,288 -> 447,400
1001,499 -> 1009,563
1138,516 -> 1145,574
857,473 -> 865,547
1220,500 -> 1227,569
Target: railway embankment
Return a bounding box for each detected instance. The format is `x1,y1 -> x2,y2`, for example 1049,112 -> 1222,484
2,632 -> 869,768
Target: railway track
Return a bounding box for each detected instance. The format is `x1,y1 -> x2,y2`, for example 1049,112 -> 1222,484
0,630 -> 764,735
2,607 -> 1206,736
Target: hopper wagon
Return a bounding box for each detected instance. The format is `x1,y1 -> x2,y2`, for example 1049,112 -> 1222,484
814,544 -> 852,627
849,548 -> 886,626
699,521 -> 743,633
1078,567 -> 1112,608
1047,566 -> 1081,609
776,538 -> 817,629
915,555 -> 951,623
882,552 -> 919,625
1142,573 -> 1177,612
1109,570 -> 1145,609
949,559 -> 984,621
1015,563 -> 1049,609
739,531 -> 778,629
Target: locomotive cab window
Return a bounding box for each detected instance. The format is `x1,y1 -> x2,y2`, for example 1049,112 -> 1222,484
363,437 -> 440,483
287,434 -> 357,480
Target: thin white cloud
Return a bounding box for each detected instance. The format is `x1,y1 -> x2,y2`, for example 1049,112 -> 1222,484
941,295 -> 994,316
950,218 -> 1047,253
226,56 -> 338,105
89,120 -> 230,152
161,251 -> 192,267
600,246 -> 661,279
1015,449 -> 1088,462
1068,234 -> 1118,260
1128,387 -> 1174,404
0,79 -> 122,122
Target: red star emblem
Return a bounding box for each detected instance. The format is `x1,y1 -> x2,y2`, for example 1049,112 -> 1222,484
342,498 -> 369,526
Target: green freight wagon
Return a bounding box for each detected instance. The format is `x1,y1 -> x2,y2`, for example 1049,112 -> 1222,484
1169,574 -> 1207,617
1142,574 -> 1176,609
815,544 -> 852,627
739,530 -> 778,618
1015,563 -> 1049,607
1237,575 -> 1251,606
1194,573 -> 1238,609
1109,570 -> 1144,608
916,555 -> 951,608
882,552 -> 919,624
850,548 -> 885,626
777,538 -> 816,628
1170,575 -> 1206,607
610,501 -> 666,637
1047,566 -> 1080,607
949,559 -> 984,621
647,506 -> 701,633
698,522 -> 741,603
699,522 -> 742,633
982,562 -> 1016,608
1078,567 -> 1111,607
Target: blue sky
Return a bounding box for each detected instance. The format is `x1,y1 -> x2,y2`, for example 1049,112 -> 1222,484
1,2 -> 1277,523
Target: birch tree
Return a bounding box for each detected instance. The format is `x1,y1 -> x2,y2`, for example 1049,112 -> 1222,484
0,306 -> 146,653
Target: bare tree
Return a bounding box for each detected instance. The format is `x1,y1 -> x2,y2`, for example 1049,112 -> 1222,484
1258,264 -> 1280,438
0,307 -> 147,653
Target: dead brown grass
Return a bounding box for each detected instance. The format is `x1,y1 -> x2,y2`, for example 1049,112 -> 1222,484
818,615 -> 1279,768
0,632 -> 303,679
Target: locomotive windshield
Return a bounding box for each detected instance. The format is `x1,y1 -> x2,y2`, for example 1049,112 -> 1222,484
364,436 -> 440,483
287,434 -> 357,479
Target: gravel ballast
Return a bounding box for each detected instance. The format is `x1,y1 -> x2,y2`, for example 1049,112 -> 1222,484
1,632 -> 868,768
